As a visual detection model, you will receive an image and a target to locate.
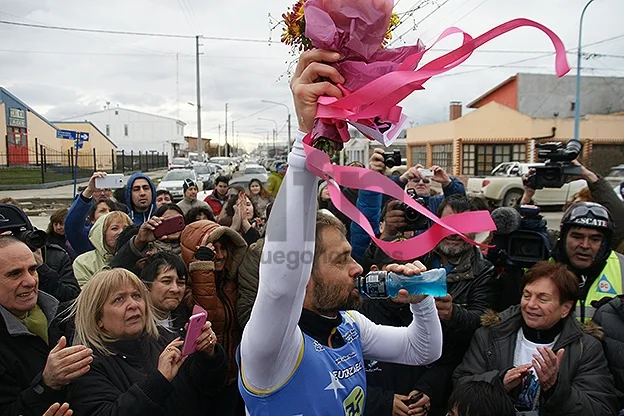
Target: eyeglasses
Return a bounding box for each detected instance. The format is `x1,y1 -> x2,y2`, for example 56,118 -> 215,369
410,178 -> 430,184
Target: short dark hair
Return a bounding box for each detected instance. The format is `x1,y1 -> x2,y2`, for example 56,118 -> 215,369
215,175 -> 229,186
437,194 -> 477,217
154,204 -> 184,219
114,224 -> 141,254
156,189 -> 173,199
313,211 -> 347,272
448,381 -> 515,416
140,251 -> 188,284
522,261 -> 580,304
87,199 -> 118,224
185,206 -> 215,224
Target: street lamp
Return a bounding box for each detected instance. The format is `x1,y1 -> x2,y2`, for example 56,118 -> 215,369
258,117 -> 278,156
573,0 -> 596,142
262,100 -> 292,154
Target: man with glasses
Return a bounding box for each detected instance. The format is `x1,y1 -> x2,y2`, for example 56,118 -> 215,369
551,201 -> 624,323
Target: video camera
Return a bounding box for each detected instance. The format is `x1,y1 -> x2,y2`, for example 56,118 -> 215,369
526,139 -> 582,189
0,204 -> 48,251
488,205 -> 550,268
397,188 -> 430,232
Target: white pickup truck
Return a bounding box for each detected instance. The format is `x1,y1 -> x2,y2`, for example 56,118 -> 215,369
467,162 -> 586,207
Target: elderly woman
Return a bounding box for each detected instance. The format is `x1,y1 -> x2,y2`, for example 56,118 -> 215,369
141,251 -> 190,336
67,268 -> 227,416
180,220 -> 247,416
453,261 -> 618,415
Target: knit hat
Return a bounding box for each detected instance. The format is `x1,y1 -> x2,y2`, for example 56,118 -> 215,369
183,178 -> 197,193
318,181 -> 328,198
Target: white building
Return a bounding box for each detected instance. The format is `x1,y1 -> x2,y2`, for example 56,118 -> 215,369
63,107 -> 186,160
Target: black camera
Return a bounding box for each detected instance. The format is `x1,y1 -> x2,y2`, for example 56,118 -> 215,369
15,229 -> 48,251
383,150 -> 401,168
397,188 -> 430,231
526,139 -> 582,189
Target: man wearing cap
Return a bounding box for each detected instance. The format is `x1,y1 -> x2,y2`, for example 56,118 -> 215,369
0,235 -> 92,415
551,201 -> 624,323
177,178 -> 211,215
266,163 -> 287,197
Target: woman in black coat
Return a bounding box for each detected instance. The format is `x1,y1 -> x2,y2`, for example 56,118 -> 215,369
67,268 -> 227,416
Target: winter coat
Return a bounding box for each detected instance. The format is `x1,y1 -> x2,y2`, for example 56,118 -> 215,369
592,296 -> 624,410
249,193 -> 273,219
360,247 -> 497,416
180,221 -> 247,384
236,238 -> 264,328
265,172 -> 284,197
125,172 -> 157,225
176,198 -> 210,215
72,213 -> 114,286
65,194 -> 95,255
350,176 -> 466,265
39,243 -> 80,303
0,292 -> 65,416
204,193 -> 227,217
67,327 -> 228,416
453,305 -> 619,416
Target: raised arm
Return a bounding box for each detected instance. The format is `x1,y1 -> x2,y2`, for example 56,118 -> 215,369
240,49 -> 345,393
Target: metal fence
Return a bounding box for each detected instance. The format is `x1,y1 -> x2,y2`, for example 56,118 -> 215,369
0,146 -> 168,186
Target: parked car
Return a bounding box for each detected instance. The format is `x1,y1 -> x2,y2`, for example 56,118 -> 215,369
209,157 -> 235,177
467,162 -> 586,207
192,164 -> 213,190
157,169 -> 203,200
243,164 -> 268,176
605,164 -> 624,188
169,157 -> 191,170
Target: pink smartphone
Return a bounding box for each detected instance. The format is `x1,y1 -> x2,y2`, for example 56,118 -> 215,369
181,309 -> 207,356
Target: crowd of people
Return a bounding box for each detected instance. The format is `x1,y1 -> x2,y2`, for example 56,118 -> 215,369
1,48 -> 623,416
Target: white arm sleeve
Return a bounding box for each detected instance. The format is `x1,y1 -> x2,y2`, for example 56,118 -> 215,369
240,131 -> 318,393
352,296 -> 443,365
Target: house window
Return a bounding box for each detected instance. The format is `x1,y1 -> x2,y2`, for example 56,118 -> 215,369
410,145 -> 426,167
431,144 -> 453,172
463,144 -> 527,176
105,124 -> 110,136
124,124 -> 128,136
115,110 -> 119,115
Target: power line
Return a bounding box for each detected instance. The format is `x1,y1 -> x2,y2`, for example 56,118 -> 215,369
0,19 -> 278,43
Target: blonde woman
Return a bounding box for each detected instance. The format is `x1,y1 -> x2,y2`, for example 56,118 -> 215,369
72,211 -> 132,286
67,268 -> 227,416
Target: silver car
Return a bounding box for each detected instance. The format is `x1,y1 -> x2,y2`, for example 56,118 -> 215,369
157,169 -> 203,200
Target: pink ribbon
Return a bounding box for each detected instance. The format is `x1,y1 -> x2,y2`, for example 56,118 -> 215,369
304,18 -> 570,260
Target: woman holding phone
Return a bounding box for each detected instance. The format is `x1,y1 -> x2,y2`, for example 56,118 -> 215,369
180,220 -> 248,416
67,268 -> 227,416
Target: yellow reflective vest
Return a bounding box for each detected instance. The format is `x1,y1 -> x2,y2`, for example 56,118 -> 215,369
576,251 -> 624,323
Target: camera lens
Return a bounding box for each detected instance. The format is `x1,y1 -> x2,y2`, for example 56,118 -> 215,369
19,230 -> 48,250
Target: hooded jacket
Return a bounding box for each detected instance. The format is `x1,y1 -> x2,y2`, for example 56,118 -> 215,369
72,213 -> 115,287
453,305 -> 618,415
125,173 -> 157,225
180,221 -> 247,384
236,238 -> 264,328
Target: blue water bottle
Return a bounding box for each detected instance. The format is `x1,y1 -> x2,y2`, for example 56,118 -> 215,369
358,268 -> 447,299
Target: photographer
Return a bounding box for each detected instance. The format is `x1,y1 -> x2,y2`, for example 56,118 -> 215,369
522,160 -> 624,249
350,148 -> 465,263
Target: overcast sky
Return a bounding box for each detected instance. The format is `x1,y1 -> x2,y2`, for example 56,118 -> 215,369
1,0 -> 623,151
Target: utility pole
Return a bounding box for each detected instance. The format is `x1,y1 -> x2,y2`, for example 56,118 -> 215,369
573,0 -> 595,142
261,100 -> 292,153
195,35 -> 203,160
232,120 -> 235,155
218,124 -> 221,157
225,103 -> 229,157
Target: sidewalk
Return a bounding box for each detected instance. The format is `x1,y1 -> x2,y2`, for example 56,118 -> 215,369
0,170 -> 168,201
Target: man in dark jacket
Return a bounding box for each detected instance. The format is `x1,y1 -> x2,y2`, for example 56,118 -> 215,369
360,195 -> 497,415
0,236 -> 92,416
